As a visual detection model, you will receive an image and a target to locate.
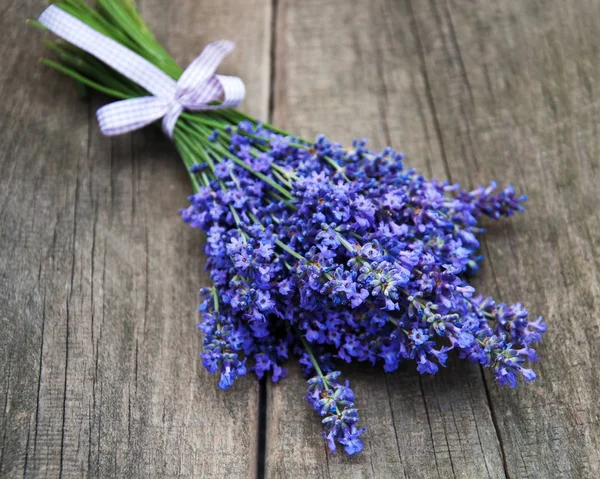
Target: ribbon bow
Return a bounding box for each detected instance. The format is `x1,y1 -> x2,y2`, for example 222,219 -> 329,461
38,5 -> 245,138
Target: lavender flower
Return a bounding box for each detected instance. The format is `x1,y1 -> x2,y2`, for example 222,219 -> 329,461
178,121 -> 545,454
306,371 -> 365,455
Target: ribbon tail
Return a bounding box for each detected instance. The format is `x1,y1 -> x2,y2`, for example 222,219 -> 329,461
97,97 -> 169,136
162,102 -> 185,138
39,5 -> 177,99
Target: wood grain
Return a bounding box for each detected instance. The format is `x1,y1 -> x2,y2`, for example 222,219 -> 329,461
2,0 -> 600,478
0,0 -> 271,477
410,1 -> 600,477
267,1 -> 503,477
266,0 -> 600,478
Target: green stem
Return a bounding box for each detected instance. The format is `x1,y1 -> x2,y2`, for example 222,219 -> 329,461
274,240 -> 305,262
298,333 -> 326,381
41,59 -> 132,99
212,288 -> 219,313
297,331 -> 343,416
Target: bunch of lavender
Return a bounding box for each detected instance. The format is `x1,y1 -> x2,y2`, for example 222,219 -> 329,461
33,0 -> 546,456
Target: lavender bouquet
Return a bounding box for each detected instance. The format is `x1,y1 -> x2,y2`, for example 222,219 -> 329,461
32,0 -> 546,455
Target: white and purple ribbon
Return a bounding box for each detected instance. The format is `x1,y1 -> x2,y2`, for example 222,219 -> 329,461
38,5 -> 245,138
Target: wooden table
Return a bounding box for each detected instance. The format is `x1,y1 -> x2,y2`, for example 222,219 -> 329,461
1,1 -> 599,477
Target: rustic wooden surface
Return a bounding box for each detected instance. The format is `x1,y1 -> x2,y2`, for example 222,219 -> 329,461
0,0 -> 270,477
1,0 -> 599,478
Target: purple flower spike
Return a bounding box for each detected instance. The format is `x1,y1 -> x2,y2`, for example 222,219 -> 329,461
181,122 -> 544,455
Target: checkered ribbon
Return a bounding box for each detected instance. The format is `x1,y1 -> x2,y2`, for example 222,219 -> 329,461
38,5 -> 245,138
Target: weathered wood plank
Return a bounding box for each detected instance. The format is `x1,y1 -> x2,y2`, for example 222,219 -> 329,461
410,1 -> 600,477
266,1 -> 506,477
0,0 -> 271,477
2,0 -> 599,477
